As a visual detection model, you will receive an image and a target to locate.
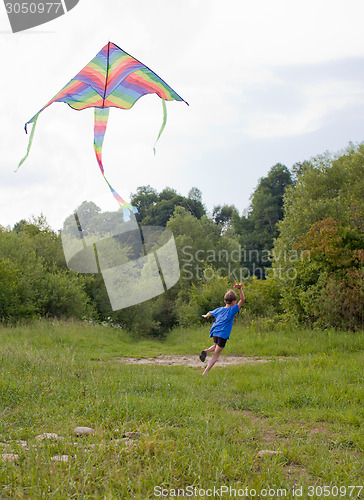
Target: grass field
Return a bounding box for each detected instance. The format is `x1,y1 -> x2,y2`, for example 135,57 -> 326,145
0,320 -> 363,499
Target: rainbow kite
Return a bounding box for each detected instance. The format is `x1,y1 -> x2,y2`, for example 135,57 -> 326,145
18,42 -> 188,220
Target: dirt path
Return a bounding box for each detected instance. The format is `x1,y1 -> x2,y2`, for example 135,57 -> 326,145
113,355 -> 277,368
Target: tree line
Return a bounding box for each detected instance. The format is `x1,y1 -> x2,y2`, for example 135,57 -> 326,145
1,143 -> 363,332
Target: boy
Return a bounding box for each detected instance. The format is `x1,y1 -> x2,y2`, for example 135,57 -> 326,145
200,284 -> 245,376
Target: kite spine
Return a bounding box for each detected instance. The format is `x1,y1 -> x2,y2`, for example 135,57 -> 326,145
102,41 -> 111,106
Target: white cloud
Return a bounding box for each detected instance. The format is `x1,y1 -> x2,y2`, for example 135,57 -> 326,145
243,78 -> 364,138
1,0 -> 364,229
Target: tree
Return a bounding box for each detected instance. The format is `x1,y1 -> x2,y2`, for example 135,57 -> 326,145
167,206 -> 240,293
247,163 -> 292,245
212,204 -> 239,231
187,187 -> 206,219
130,185 -> 206,226
273,143 -> 364,330
188,187 -> 202,203
233,163 -> 292,277
290,160 -> 312,185
274,144 -> 364,261
130,185 -> 158,223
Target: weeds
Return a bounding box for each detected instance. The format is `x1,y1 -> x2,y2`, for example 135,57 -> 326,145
0,321 -> 363,498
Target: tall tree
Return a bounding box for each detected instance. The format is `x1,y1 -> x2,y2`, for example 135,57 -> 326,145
130,185 -> 158,223
130,186 -> 206,226
273,143 -> 364,330
233,163 -> 292,277
167,206 -> 240,292
186,187 -> 206,219
212,204 -> 239,232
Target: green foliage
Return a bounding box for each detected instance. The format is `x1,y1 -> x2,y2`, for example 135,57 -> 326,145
62,201 -> 130,238
233,163 -> 292,276
38,270 -> 96,319
0,221 -> 95,323
273,144 -> 364,330
166,206 -> 243,329
104,292 -> 179,338
130,185 -> 206,226
241,275 -> 282,319
275,144 -> 364,251
0,258 -> 36,320
2,143 -> 362,334
176,273 -> 233,327
280,218 -> 364,329
129,185 -> 158,222
168,206 -> 240,291
212,204 -> 239,230
176,271 -> 283,328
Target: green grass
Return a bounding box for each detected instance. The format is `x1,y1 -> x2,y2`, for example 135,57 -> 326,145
0,320 -> 363,499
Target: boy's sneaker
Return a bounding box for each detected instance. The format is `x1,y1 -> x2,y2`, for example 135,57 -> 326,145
199,350 -> 207,362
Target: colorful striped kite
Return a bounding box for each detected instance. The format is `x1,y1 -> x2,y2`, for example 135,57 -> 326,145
18,42 -> 188,220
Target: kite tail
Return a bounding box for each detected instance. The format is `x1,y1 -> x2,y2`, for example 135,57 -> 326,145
15,113 -> 40,172
153,99 -> 167,155
94,107 -> 110,175
94,107 -> 137,221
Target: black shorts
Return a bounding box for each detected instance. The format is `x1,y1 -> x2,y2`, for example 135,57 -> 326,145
213,336 -> 228,348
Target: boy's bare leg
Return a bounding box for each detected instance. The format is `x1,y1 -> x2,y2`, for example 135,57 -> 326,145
205,344 -> 216,353
202,345 -> 224,376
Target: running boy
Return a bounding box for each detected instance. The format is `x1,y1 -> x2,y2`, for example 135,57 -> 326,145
200,284 -> 245,376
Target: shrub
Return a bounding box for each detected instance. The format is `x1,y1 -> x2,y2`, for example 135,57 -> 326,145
177,271 -> 233,327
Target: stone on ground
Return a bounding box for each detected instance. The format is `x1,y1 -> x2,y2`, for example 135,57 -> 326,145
35,433 -> 63,441
257,450 -> 282,457
74,426 -> 94,436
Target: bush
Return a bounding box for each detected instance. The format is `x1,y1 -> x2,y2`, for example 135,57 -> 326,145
0,258 -> 36,321
0,223 -> 96,323
278,219 -> 364,330
241,275 -> 282,319
177,271 -> 234,327
38,271 -> 96,320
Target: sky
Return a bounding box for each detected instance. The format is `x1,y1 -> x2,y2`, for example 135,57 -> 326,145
1,0 -> 364,231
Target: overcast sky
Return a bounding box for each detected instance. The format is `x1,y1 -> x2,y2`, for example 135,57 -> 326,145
1,0 -> 364,231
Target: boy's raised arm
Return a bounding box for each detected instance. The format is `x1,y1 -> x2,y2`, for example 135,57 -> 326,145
235,284 -> 245,308
202,313 -> 213,319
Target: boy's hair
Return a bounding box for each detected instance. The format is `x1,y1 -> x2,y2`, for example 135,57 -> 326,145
224,289 -> 237,304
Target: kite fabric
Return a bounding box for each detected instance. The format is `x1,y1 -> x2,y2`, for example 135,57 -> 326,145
18,41 -> 188,220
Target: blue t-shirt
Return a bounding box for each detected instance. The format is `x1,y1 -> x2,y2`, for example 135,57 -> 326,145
208,304 -> 240,339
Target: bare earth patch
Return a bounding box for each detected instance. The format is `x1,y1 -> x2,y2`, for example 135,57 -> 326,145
113,355 -> 278,368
